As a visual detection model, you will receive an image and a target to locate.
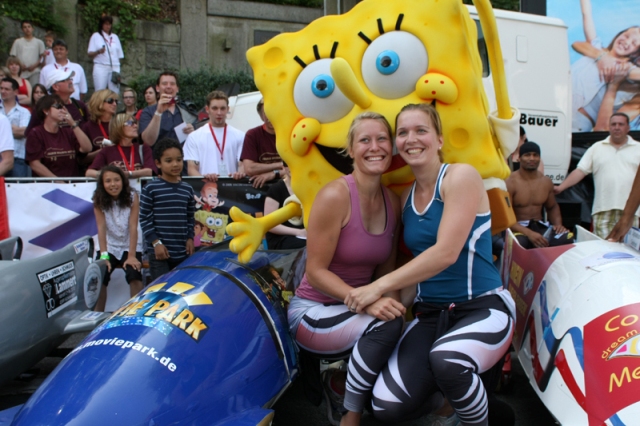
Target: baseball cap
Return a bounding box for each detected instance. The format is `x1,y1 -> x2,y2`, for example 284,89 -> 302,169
46,69 -> 75,92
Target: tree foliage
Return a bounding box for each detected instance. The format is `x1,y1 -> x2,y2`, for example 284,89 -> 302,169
78,0 -> 162,50
0,0 -> 67,36
127,65 -> 258,110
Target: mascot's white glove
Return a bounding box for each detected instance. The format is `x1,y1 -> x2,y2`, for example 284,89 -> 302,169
489,107 -> 520,160
283,194 -> 304,227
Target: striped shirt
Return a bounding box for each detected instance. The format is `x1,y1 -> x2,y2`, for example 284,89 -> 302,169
140,178 -> 195,261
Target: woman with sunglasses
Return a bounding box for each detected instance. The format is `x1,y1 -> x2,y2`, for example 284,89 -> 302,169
81,89 -> 119,165
86,112 -> 155,179
25,94 -> 92,177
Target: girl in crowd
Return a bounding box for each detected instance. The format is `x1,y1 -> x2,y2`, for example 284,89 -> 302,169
93,165 -> 144,311
25,94 -> 92,177
121,88 -> 138,117
345,104 -> 515,426
87,15 -> 124,93
81,89 -> 119,165
571,0 -> 640,132
287,112 -> 405,426
264,163 -> 306,249
31,83 -> 47,108
86,112 -> 155,178
136,85 -> 158,121
6,56 -> 32,108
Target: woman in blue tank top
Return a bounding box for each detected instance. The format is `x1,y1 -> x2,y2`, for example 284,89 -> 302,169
345,104 -> 515,425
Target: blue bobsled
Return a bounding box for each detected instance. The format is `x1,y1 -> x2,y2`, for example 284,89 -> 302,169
2,247 -> 305,426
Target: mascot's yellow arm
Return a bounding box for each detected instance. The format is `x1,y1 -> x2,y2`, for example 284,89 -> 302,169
226,202 -> 303,264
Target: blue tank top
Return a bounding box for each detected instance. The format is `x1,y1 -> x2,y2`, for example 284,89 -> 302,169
403,164 -> 502,304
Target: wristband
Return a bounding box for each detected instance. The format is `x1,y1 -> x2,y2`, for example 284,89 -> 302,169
595,53 -> 605,63
154,111 -> 162,117
153,240 -> 163,247
71,122 -> 79,129
100,252 -> 110,260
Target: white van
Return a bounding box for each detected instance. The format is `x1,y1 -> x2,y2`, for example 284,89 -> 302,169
471,6 -> 571,184
228,6 -> 572,184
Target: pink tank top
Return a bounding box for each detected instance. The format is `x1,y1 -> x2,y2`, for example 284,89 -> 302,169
295,174 -> 396,304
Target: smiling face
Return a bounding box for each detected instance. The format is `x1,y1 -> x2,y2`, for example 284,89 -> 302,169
102,171 -> 123,199
247,0 -> 506,225
395,109 -> 443,168
348,117 -> 393,176
53,45 -> 68,63
156,75 -> 178,97
612,27 -> 640,58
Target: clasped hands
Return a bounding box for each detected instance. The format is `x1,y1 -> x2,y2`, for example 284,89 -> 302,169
344,281 -> 405,321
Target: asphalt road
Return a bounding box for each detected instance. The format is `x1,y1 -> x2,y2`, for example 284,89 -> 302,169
0,333 -> 557,426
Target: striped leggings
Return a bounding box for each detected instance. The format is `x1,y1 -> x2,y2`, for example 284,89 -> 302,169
290,299 -> 404,413
372,303 -> 513,425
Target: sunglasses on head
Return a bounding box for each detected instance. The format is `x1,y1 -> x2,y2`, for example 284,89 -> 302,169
104,98 -> 118,104
124,119 -> 138,127
51,103 -> 64,109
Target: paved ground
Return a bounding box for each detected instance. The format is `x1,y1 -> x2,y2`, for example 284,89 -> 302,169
0,332 -> 558,426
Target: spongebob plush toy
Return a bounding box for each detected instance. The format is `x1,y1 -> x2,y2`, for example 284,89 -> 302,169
227,0 -> 519,263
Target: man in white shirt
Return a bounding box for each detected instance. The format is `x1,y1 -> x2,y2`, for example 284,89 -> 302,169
39,40 -> 87,101
10,20 -> 45,87
555,113 -> 640,238
184,90 -> 245,181
0,78 -> 31,177
0,114 -> 15,176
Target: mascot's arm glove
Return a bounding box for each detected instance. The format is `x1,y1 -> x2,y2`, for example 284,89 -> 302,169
489,107 -> 520,159
226,200 -> 303,263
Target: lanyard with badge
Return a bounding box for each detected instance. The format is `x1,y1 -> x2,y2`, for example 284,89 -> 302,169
117,145 -> 135,171
209,123 -> 228,176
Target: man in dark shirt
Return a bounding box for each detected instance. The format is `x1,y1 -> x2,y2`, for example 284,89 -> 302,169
240,97 -> 283,188
139,71 -> 194,146
24,68 -> 88,138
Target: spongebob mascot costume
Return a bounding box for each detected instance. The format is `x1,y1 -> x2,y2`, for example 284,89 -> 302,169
227,0 -> 519,263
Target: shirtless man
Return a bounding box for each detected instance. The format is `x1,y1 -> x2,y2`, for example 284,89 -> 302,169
506,141 -> 573,249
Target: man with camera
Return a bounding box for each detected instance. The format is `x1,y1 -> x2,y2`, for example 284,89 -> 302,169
139,71 -> 194,147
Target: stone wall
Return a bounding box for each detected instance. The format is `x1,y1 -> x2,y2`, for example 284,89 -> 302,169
1,0 -> 352,91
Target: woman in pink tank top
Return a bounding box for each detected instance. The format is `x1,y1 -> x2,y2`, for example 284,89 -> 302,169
287,112 -> 405,426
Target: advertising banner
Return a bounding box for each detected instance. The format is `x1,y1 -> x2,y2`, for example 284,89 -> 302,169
5,178 -> 270,259
547,0 -> 640,132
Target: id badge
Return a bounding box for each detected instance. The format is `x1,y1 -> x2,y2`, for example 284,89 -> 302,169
219,163 -> 228,176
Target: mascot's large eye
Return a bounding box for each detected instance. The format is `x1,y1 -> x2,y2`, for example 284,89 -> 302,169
294,59 -> 354,123
214,218 -> 223,227
206,217 -> 215,226
362,31 -> 428,99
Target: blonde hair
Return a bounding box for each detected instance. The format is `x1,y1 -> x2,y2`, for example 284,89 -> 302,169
87,89 -> 118,122
343,111 -> 393,156
5,56 -> 23,75
395,103 -> 444,162
109,113 -> 134,145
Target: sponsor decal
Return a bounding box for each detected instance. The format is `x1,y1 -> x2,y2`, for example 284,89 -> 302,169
583,303 -> 640,425
73,240 -> 90,254
71,337 -> 177,372
37,261 -> 78,318
83,263 -> 102,308
101,282 -> 212,342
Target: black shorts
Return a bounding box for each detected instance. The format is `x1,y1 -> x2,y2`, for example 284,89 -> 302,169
98,251 -> 143,286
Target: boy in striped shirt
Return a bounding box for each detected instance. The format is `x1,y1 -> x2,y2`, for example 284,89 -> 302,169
140,138 -> 195,279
